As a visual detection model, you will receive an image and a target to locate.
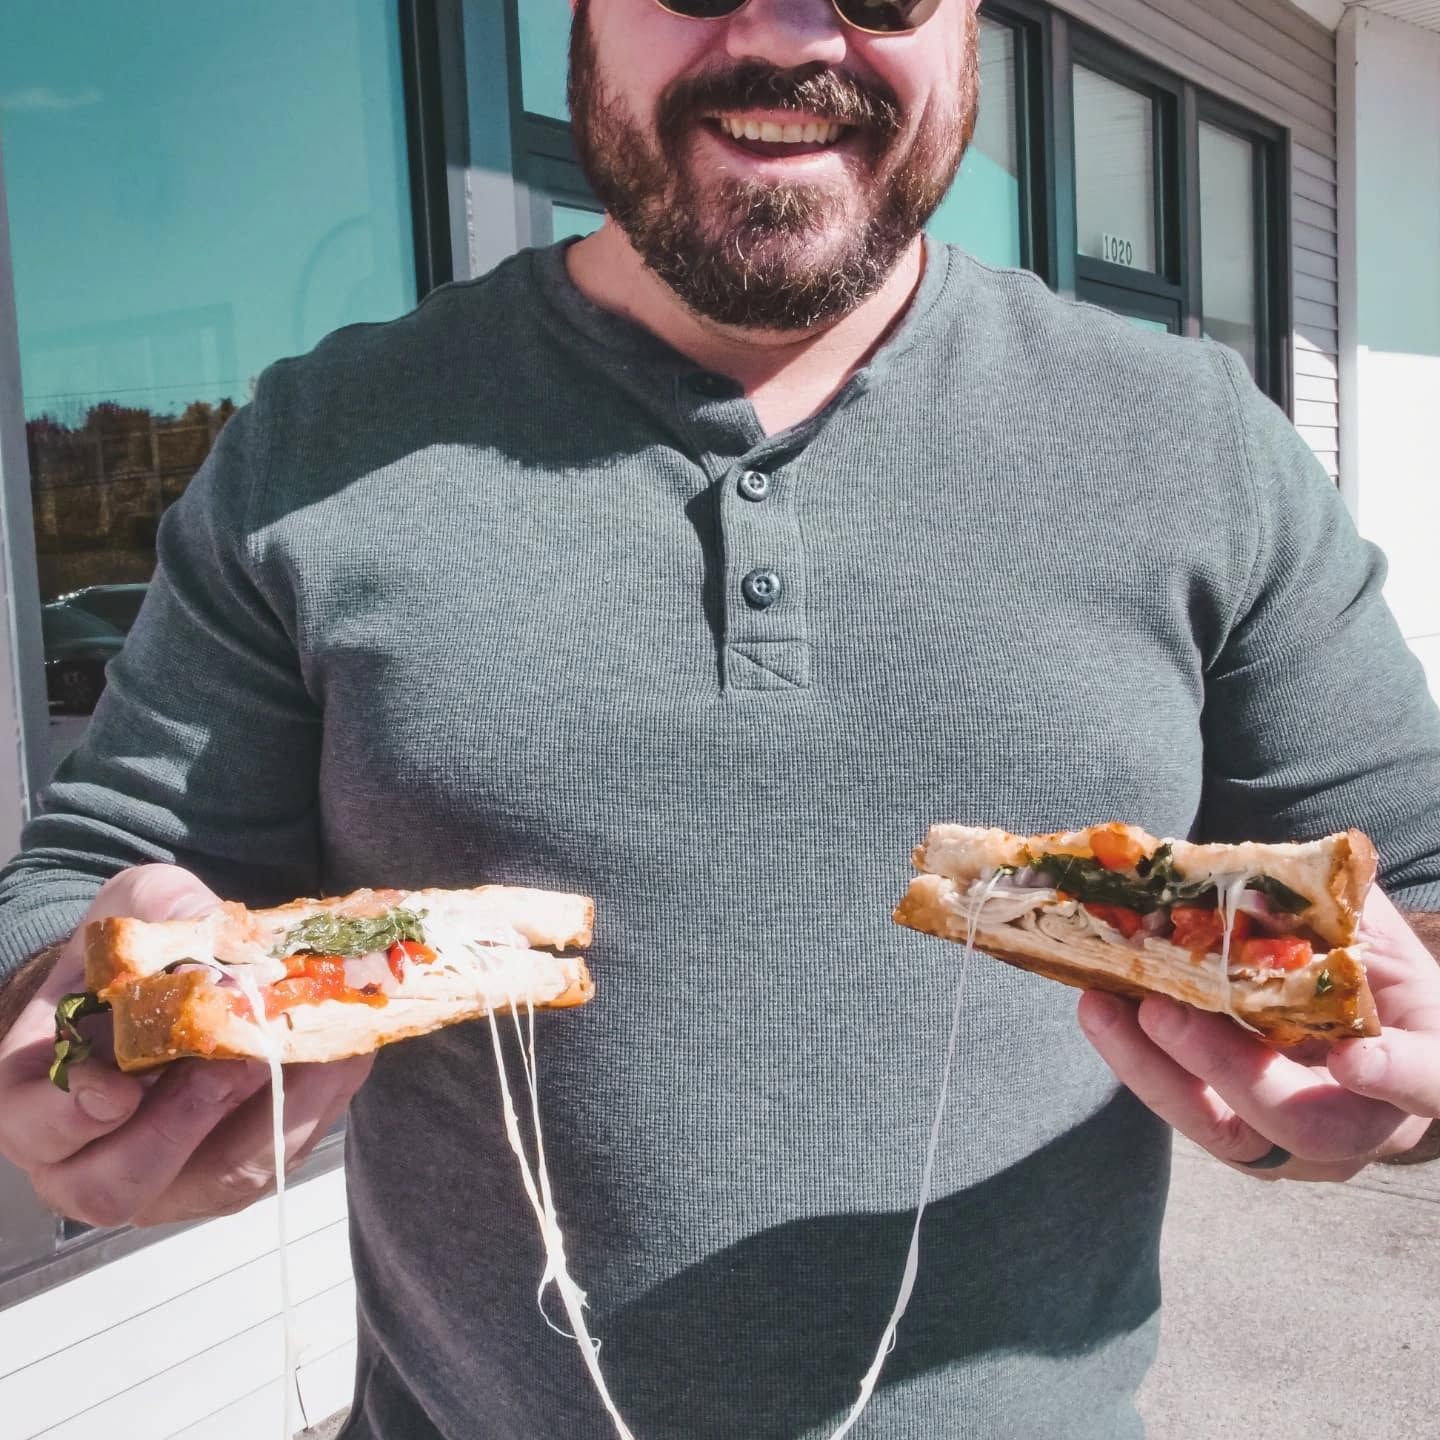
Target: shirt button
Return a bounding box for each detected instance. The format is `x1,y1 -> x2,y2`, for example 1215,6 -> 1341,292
737,470 -> 771,502
741,569 -> 782,610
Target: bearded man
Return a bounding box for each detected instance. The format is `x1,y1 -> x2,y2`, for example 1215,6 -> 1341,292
2,2 -> 1439,1437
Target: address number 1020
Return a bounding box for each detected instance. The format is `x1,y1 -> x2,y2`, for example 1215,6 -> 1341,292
1101,234 -> 1137,268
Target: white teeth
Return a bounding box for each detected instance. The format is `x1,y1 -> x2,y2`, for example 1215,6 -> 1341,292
717,117 -> 845,146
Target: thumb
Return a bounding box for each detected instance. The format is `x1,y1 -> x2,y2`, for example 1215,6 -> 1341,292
87,864 -> 223,925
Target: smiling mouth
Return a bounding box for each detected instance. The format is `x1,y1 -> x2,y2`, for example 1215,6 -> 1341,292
706,113 -> 855,158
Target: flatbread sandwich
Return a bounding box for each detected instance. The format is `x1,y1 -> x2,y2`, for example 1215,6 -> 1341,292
52,884 -> 593,1085
894,822 -> 1380,1046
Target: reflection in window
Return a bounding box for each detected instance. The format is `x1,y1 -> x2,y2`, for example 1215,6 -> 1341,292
1199,121 -> 1259,378
927,18 -> 1022,269
520,0 -> 573,120
553,204 -> 604,242
1074,65 -> 1156,272
0,0 -> 416,740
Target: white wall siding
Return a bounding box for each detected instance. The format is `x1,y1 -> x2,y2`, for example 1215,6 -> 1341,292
1338,8 -> 1440,702
0,1171 -> 354,1440
1052,0 -> 1341,468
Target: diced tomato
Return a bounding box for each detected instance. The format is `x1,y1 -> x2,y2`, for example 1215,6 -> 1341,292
1083,903 -> 1145,939
1089,825 -> 1148,873
1169,906 -> 1254,956
284,953 -> 346,988
1235,936 -> 1314,973
262,952 -> 391,1015
387,940 -> 438,984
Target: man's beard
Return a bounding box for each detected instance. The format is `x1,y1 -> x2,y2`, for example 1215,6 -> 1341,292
568,2 -> 979,331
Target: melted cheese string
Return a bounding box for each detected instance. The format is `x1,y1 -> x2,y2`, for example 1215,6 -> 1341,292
230,969 -> 306,1440
480,879 -> 999,1440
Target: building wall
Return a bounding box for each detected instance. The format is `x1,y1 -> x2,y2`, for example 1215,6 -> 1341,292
1339,8 -> 1440,700
0,1171 -> 354,1438
1052,0 -> 1342,476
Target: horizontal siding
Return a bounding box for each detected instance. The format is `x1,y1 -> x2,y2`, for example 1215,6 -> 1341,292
32,1281 -> 356,1440
0,1170 -> 354,1440
1052,0 -> 1341,471
165,1342 -> 356,1440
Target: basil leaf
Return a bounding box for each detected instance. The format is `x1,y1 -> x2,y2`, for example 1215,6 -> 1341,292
50,992 -> 111,1092
1244,875 -> 1311,916
276,907 -> 427,959
1315,969 -> 1334,998
1026,853 -> 1164,914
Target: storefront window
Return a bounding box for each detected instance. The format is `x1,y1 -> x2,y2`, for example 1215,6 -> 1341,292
1073,64 -> 1157,273
519,0 -> 572,121
927,17 -> 1024,269
553,203 -> 604,242
0,0 -> 417,755
1199,120 -> 1259,378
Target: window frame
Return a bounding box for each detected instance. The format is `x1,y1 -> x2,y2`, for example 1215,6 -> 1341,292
1193,92 -> 1292,414
0,0 -> 443,1304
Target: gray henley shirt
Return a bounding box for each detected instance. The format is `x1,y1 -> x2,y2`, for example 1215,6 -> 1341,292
3,242 -> 1440,1439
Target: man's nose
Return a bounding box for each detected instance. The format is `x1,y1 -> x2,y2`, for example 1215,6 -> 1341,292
725,0 -> 849,70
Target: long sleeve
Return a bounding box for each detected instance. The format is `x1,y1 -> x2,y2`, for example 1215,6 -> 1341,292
0,371 -> 322,978
1198,349 -> 1440,908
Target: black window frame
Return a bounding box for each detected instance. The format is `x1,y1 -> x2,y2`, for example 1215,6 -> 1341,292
1061,19 -> 1290,407
1069,29 -> 1185,310
1193,93 -> 1292,413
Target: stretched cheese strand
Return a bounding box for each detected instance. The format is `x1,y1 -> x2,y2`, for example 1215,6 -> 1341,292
1216,873 -> 1265,1035
484,996 -> 639,1439
481,878 -> 997,1440
823,871 -> 996,1437
231,968 -> 305,1440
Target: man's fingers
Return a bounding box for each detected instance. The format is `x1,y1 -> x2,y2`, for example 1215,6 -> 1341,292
1329,1030 -> 1440,1118
1134,995 -> 1412,1162
0,1069 -> 147,1167
34,1059 -> 269,1229
1077,991 -> 1270,1163
133,1056 -> 374,1226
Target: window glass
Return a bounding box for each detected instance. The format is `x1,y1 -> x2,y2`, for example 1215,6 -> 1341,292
1199,121 -> 1259,378
927,18 -> 1022,268
553,204 -> 604,242
520,0 -> 573,120
1073,65 -> 1156,272
0,0 -> 416,750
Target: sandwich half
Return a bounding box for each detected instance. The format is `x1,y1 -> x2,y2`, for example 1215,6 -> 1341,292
56,885 -> 594,1081
894,823 -> 1380,1046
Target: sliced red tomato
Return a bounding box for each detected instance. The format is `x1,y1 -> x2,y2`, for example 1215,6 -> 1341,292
264,952 -> 390,1015
1235,936 -> 1314,973
387,940 -> 438,984
1089,825 -> 1148,873
1083,902 -> 1145,939
1169,906 -> 1254,955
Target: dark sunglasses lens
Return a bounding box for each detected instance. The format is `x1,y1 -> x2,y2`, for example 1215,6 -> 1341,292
833,0 -> 942,32
653,0 -> 750,16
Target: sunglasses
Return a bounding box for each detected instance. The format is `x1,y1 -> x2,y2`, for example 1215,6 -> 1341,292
652,0 -> 942,38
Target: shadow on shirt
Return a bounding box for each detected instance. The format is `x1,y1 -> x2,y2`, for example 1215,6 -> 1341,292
589,1088 -> 1168,1439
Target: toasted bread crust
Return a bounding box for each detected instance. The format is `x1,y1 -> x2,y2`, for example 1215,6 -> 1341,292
895,860 -> 1381,1046
106,952 -> 595,1071
84,885 -> 596,995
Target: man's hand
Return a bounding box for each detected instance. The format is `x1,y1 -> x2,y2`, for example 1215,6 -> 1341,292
1076,888 -> 1440,1180
0,865 -> 373,1227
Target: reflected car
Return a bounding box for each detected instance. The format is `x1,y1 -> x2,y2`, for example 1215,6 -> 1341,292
52,582 -> 148,634
41,601 -> 126,714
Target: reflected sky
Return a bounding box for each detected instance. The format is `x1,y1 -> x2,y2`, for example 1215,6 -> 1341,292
0,0 -> 416,420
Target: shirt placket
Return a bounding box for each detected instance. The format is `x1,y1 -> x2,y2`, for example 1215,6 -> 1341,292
677,373 -> 812,696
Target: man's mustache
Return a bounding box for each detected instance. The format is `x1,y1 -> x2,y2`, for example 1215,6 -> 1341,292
659,60 -> 904,139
